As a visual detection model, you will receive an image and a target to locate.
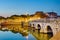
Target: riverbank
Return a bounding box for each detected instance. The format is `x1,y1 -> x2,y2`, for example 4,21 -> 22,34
50,31 -> 60,40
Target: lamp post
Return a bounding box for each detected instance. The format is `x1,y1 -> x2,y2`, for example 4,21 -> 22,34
25,36 -> 28,40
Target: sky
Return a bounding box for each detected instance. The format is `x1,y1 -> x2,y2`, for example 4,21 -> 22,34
0,0 -> 60,17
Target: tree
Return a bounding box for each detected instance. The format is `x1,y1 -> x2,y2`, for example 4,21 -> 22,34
35,11 -> 48,18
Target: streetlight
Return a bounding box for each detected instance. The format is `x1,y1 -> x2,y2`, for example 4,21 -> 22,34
25,36 -> 28,40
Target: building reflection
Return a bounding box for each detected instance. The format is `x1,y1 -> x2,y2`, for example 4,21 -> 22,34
0,24 -> 53,40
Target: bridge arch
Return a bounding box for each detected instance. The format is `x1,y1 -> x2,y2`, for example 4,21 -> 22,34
46,25 -> 53,37
37,24 -> 41,33
37,24 -> 41,29
33,24 -> 34,27
47,26 -> 53,33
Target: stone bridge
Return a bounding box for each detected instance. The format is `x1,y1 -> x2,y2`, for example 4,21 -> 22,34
29,18 -> 60,36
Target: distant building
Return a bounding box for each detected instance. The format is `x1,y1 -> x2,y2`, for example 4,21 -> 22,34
57,16 -> 60,18
46,12 -> 57,18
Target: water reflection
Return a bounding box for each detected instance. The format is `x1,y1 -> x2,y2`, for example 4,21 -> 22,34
29,26 -> 53,40
30,31 -> 52,40
0,24 -> 29,36
0,31 -> 36,40
0,24 -> 53,40
0,24 -> 36,40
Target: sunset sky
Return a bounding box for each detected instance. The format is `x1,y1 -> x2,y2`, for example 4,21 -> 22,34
0,0 -> 60,17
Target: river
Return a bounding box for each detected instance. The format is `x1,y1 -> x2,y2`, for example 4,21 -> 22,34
0,24 -> 52,40
0,31 -> 36,40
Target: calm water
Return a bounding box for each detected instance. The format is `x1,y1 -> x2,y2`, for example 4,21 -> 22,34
0,31 -> 52,40
0,31 -> 36,40
0,25 -> 52,40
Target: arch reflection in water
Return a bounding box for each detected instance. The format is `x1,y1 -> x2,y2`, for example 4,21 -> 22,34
0,24 -> 53,40
30,31 -> 53,40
